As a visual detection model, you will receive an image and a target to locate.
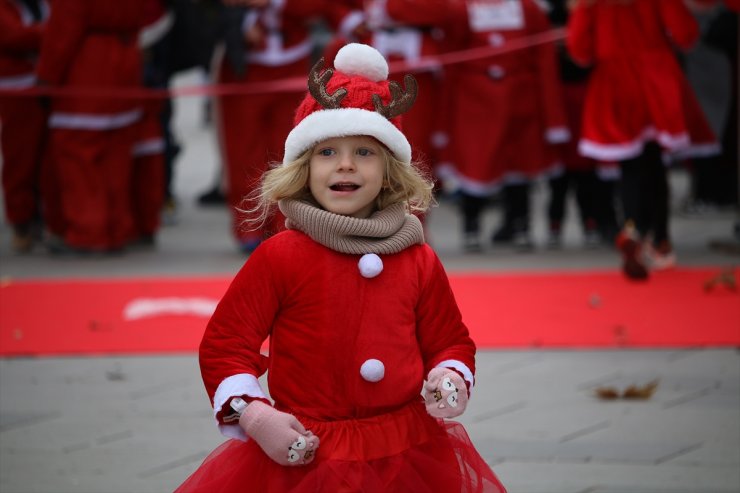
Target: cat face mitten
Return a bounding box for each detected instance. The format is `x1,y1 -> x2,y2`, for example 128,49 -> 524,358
239,400 -> 320,466
423,367 -> 469,419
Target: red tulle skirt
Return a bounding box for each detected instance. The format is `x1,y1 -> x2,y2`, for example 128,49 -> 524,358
175,401 -> 506,493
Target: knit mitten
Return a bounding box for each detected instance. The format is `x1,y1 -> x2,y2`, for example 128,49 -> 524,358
239,401 -> 319,466
423,367 -> 468,419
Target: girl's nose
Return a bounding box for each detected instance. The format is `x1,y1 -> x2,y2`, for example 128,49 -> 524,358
336,152 -> 356,171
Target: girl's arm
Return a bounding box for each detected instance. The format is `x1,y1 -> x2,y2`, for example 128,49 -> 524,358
199,245 -> 279,439
415,248 -> 476,390
565,0 -> 596,67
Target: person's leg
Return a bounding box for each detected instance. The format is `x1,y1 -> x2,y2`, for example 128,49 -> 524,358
460,192 -> 486,252
547,172 -> 568,248
644,145 -> 675,269
616,150 -> 650,280
492,182 -> 532,249
100,124 -> 137,250
592,172 -> 620,245
0,96 -> 46,251
50,129 -> 109,251
573,170 -> 600,247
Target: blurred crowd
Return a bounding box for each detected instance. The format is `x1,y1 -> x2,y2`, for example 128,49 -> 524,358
0,0 -> 737,277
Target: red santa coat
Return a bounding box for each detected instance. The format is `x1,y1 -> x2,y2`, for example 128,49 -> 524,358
567,0 -> 719,161
201,230 -> 475,429
443,0 -> 568,196
36,0 -> 144,120
184,230 -> 508,492
0,0 -> 48,227
216,0 -> 330,245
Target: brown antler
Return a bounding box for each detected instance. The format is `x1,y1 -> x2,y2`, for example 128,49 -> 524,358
372,74 -> 418,119
308,57 -> 347,109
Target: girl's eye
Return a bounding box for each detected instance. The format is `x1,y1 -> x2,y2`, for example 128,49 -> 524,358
318,148 -> 335,156
357,148 -> 373,157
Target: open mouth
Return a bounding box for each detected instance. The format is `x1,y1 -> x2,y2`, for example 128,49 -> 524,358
330,183 -> 360,192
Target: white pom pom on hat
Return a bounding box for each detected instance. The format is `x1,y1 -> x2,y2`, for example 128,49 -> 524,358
334,43 -> 389,82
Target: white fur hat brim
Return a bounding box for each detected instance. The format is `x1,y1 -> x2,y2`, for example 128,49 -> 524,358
283,108 -> 412,165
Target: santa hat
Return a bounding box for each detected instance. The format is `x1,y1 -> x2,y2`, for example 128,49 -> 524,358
283,43 -> 417,166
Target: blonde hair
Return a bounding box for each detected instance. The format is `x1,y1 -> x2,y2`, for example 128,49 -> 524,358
242,143 -> 435,230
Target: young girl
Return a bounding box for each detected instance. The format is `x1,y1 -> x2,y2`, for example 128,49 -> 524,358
175,43 -> 507,493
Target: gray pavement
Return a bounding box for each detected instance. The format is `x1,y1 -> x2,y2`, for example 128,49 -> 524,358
1,70 -> 739,493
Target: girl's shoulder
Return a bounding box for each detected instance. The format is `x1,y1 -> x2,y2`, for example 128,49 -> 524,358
257,230 -> 319,258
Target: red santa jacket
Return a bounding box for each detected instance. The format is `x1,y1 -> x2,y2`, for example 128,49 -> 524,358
35,0 -> 146,126
440,0 -> 568,192
0,0 -> 47,86
452,0 -> 567,140
567,0 -> 717,160
200,230 -> 476,439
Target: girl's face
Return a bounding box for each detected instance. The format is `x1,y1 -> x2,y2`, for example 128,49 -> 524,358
308,135 -> 385,218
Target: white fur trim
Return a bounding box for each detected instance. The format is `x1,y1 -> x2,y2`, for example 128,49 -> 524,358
545,126 -> 571,144
436,360 -> 475,389
283,108 -> 411,164
339,10 -> 365,39
670,142 -> 722,159
213,373 -> 267,440
138,10 -> 174,49
49,109 -> 142,130
578,126 -> 697,162
218,423 -> 247,441
0,72 -> 36,89
334,43 -> 388,82
132,138 -> 166,157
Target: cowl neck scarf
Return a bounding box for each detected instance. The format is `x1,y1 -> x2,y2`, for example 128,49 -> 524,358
278,199 -> 425,255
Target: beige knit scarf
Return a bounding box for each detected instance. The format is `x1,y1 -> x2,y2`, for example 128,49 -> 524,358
278,199 -> 425,255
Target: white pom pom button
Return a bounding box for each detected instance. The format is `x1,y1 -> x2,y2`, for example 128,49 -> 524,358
360,359 -> 385,382
358,253 -> 383,278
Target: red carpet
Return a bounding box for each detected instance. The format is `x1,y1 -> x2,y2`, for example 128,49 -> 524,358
1,268 -> 737,356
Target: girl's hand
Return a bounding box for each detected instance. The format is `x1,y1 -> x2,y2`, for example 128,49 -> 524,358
423,368 -> 468,419
239,401 -> 319,466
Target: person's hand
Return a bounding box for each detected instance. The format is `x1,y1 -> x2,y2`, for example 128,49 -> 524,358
243,22 -> 264,46
423,367 -> 468,419
239,401 -> 319,466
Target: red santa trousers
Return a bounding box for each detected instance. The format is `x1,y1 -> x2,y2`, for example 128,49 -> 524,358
0,95 -> 47,226
48,125 -> 137,249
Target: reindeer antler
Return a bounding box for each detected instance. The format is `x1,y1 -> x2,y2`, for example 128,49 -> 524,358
372,74 -> 418,119
308,58 -> 347,109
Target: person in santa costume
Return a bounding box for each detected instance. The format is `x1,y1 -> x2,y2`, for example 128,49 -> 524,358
212,0 -> 358,253
567,0 -> 720,280
35,0 -> 148,253
0,0 -> 49,252
175,43 -> 507,493
441,0 -> 569,251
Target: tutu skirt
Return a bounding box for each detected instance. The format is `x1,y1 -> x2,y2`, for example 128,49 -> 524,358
175,401 -> 506,493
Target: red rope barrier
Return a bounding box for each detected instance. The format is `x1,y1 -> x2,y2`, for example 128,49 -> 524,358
0,28 -> 566,100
